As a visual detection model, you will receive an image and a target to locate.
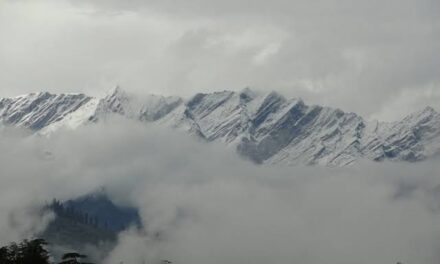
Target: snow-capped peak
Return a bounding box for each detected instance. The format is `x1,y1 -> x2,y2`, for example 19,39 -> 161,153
1,89 -> 439,166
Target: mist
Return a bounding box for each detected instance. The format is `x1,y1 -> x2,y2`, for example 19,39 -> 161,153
1,119 -> 440,264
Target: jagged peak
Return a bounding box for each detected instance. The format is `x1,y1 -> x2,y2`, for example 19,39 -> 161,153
105,85 -> 129,99
402,106 -> 438,123
260,90 -> 306,105
186,90 -> 234,107
185,88 -> 256,100
254,90 -> 286,106
7,91 -> 89,102
186,93 -> 207,107
421,106 -> 437,115
2,88 -> 440,166
240,86 -> 254,94
36,91 -> 51,96
112,85 -> 123,94
265,90 -> 284,99
10,91 -> 51,99
237,88 -> 257,104
239,87 -> 258,97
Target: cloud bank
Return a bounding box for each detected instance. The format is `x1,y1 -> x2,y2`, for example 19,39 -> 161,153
1,119 -> 440,263
1,0 -> 440,120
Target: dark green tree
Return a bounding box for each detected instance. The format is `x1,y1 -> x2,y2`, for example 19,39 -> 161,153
0,239 -> 49,264
18,239 -> 50,264
0,245 -> 10,264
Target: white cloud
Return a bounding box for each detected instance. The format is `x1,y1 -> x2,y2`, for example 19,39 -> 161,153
0,0 -> 439,116
1,120 -> 440,263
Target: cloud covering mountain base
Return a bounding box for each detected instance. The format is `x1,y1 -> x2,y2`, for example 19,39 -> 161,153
1,119 -> 440,264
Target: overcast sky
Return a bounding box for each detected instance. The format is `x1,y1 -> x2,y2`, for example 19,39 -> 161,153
1,0 -> 439,120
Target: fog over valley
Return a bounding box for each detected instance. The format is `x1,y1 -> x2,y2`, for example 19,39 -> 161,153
1,120 -> 440,263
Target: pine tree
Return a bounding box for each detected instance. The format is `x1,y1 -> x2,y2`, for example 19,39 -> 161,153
18,239 -> 50,264
0,245 -> 9,264
0,239 -> 50,264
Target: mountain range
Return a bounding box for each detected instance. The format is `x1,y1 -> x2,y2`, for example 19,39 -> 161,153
1,87 -> 439,166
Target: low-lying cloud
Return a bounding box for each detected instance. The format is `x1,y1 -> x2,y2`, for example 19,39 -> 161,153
1,119 -> 440,264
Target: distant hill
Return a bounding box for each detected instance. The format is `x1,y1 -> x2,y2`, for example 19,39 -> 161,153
39,193 -> 141,260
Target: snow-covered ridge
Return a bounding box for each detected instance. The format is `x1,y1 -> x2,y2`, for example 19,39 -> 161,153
1,87 -> 439,166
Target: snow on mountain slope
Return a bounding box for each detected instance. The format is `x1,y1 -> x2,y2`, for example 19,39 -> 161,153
40,98 -> 100,135
36,87 -> 182,135
0,92 -> 92,131
361,106 -> 440,162
1,87 -> 439,166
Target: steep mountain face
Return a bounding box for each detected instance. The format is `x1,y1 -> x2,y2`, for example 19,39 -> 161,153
0,92 -> 92,130
1,87 -> 439,166
361,107 -> 440,162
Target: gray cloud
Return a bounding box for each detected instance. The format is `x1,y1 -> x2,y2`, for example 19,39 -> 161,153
1,119 -> 440,263
2,3 -> 440,260
1,0 -> 439,120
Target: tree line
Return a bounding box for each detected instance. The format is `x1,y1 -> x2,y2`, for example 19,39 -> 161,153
0,238 -> 92,264
48,199 -> 107,230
